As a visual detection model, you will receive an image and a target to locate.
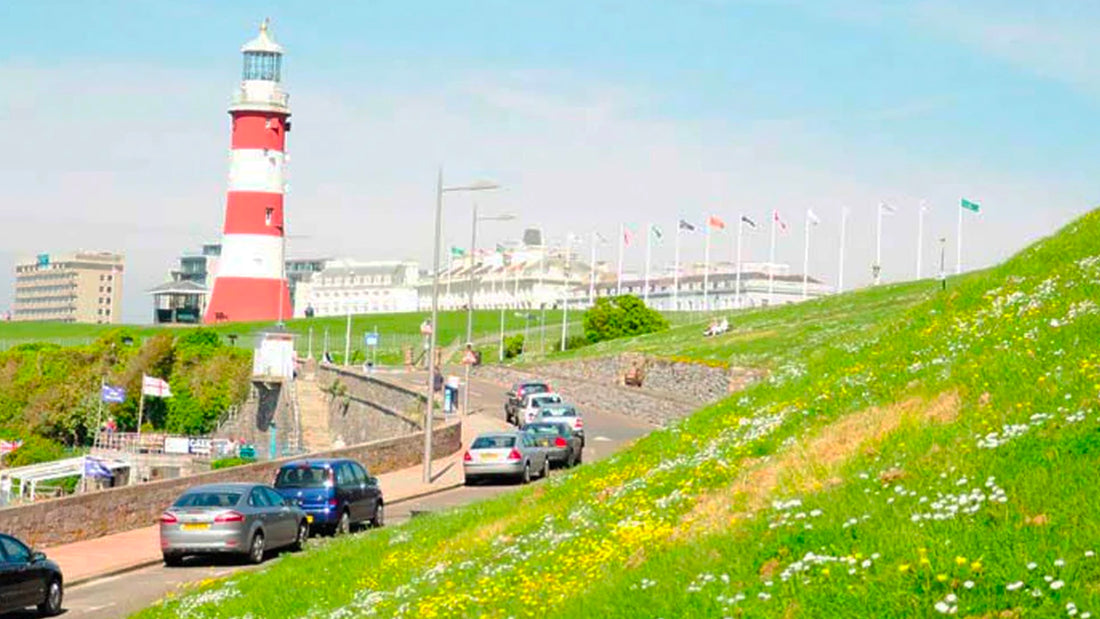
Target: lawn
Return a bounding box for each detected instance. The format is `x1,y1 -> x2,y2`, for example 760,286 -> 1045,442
136,208 -> 1100,618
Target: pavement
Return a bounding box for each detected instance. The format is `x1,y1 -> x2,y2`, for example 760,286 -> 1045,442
33,369 -> 654,619
43,410 -> 510,588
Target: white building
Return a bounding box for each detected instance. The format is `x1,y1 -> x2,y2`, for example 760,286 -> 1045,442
294,260 -> 420,317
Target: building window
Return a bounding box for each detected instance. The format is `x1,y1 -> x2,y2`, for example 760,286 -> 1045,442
265,208 -> 274,226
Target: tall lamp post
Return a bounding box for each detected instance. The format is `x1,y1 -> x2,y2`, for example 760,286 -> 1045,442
463,205 -> 514,418
344,267 -> 355,366
424,170 -> 499,483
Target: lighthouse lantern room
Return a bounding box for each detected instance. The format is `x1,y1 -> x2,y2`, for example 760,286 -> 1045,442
205,20 -> 292,324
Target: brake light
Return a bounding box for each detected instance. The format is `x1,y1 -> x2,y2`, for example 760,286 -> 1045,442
507,448 -> 522,460
159,512 -> 178,524
214,511 -> 245,523
463,451 -> 472,462
575,418 -> 583,428
554,437 -> 567,448
327,498 -> 338,509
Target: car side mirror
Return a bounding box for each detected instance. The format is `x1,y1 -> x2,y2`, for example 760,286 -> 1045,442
31,551 -> 46,563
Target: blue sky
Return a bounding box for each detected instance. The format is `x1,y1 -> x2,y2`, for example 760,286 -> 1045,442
1,1 -> 1097,322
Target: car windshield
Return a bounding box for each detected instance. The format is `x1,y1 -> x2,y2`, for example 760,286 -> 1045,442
525,424 -> 562,435
531,395 -> 561,406
275,465 -> 331,488
541,406 -> 576,417
174,491 -> 242,508
472,436 -> 516,449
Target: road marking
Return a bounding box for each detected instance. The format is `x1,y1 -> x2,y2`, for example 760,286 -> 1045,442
593,436 -> 613,442
82,603 -> 118,612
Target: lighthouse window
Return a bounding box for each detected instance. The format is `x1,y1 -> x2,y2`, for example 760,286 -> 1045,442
243,51 -> 281,82
265,208 -> 274,226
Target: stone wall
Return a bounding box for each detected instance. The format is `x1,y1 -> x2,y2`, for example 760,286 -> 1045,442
316,365 -> 425,445
477,354 -> 762,428
0,422 -> 461,549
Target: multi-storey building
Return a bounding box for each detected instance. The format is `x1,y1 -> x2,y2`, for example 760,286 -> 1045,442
293,260 -> 421,317
12,252 -> 124,323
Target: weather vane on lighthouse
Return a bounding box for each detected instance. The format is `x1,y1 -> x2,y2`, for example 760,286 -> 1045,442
205,20 -> 293,324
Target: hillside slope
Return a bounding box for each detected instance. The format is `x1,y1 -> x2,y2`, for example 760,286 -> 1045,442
138,210 -> 1100,618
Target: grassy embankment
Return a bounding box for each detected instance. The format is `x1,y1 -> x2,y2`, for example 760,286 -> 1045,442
139,209 -> 1100,618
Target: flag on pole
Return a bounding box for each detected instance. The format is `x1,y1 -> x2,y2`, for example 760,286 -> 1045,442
807,209 -> 821,225
0,439 -> 22,455
595,232 -> 608,244
450,247 -> 466,258
83,457 -> 114,479
707,215 -> 726,230
961,198 -> 981,213
773,210 -> 788,232
678,219 -> 696,232
740,215 -> 757,229
141,375 -> 172,398
880,202 -> 897,215
100,384 -> 126,404
623,226 -> 634,246
650,224 -> 663,241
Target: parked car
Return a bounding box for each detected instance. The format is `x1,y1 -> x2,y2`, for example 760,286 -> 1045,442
0,533 -> 63,616
519,392 -> 564,427
159,482 -> 309,566
537,403 -> 586,446
273,458 -> 384,536
505,380 -> 551,425
464,432 -> 551,485
524,421 -> 583,468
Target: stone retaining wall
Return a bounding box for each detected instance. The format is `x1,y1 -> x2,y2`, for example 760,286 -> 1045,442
0,423 -> 461,549
317,365 -> 425,445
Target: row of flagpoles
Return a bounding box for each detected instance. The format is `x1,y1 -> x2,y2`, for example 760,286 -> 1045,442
603,198 -> 982,310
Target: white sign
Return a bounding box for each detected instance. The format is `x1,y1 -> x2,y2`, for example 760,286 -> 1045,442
189,438 -> 212,456
164,437 -> 190,455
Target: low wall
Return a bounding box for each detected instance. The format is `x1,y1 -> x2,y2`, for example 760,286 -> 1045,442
317,365 -> 425,445
1,422 -> 461,548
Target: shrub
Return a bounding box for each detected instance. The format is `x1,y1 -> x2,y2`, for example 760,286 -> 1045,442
210,456 -> 254,470
503,335 -> 525,359
583,295 -> 669,344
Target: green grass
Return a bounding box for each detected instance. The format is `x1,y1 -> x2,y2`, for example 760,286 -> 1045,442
135,209 -> 1100,618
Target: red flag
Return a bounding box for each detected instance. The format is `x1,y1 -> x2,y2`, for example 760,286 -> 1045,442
707,215 -> 726,230
623,227 -> 634,246
773,210 -> 788,232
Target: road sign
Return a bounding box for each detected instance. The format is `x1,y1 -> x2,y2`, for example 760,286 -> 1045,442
364,332 -> 379,347
461,349 -> 478,365
420,320 -> 433,335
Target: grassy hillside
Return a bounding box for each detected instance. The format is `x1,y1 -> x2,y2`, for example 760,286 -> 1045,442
137,209 -> 1100,618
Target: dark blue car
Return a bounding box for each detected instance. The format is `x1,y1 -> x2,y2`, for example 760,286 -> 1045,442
273,458 -> 384,535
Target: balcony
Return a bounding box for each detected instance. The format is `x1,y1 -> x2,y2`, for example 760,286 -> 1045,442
229,86 -> 290,113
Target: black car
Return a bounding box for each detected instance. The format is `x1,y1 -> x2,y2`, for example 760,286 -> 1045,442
505,380 -> 550,425
0,533 -> 63,616
523,421 -> 583,468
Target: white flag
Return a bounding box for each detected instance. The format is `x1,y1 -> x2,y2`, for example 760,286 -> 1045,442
807,209 -> 821,225
142,375 -> 172,398
880,202 -> 897,215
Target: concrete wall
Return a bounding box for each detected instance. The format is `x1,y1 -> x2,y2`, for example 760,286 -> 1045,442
0,422 -> 461,549
477,354 -> 762,428
316,365 -> 424,446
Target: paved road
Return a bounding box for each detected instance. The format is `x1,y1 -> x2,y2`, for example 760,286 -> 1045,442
26,371 -> 652,619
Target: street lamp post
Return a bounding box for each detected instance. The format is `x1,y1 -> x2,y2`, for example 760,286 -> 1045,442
560,233 -> 575,352
463,207 -> 514,417
424,170 -> 499,483
344,268 -> 355,366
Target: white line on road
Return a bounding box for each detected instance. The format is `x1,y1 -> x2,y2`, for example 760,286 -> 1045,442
593,436 -> 613,442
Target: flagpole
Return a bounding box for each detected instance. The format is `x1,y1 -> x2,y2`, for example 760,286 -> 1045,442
616,224 -> 625,296
916,200 -> 926,279
643,223 -> 652,304
802,211 -> 811,300
874,203 -> 883,286
589,232 -> 597,306
703,222 -> 711,312
768,213 -> 777,305
446,249 -> 453,307
560,235 -> 572,352
956,201 -> 963,275
735,216 -> 744,310
838,207 -> 848,293
673,223 -> 681,311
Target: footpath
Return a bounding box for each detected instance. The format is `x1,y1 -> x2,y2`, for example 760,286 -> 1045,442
48,411 -> 508,587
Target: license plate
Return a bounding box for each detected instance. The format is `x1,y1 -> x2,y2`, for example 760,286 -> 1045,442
480,453 -> 500,461
181,523 -> 210,531
306,515 -> 314,523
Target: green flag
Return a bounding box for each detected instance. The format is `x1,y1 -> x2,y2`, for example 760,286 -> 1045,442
450,247 -> 466,257
961,198 -> 980,213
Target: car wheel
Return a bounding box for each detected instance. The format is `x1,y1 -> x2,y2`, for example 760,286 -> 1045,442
465,474 -> 478,486
37,578 -> 62,616
248,532 -> 266,564
541,458 -> 550,479
521,462 -> 531,484
566,449 -> 576,468
163,553 -> 184,567
370,501 -> 385,528
292,520 -> 309,551
576,449 -> 583,465
335,510 -> 351,536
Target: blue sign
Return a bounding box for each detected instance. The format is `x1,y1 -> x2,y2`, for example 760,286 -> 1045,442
100,385 -> 126,404
364,332 -> 379,347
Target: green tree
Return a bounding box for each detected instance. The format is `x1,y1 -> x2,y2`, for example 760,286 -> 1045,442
583,295 -> 669,344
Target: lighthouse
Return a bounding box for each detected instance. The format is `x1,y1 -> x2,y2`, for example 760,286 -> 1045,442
205,20 -> 292,324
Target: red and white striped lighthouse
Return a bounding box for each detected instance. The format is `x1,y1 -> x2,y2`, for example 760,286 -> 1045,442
205,20 -> 292,324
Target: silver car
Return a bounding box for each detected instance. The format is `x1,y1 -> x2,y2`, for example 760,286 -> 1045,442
463,432 -> 550,485
159,482 -> 309,566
